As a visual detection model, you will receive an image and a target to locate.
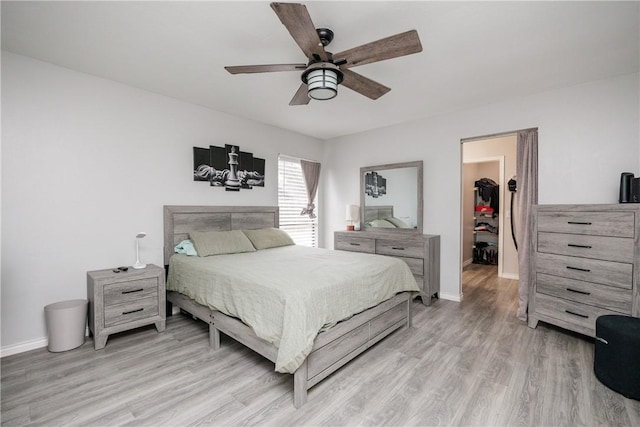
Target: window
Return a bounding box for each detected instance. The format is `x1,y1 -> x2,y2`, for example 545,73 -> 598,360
278,155 -> 318,247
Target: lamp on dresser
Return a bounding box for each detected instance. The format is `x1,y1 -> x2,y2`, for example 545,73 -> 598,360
346,204 -> 359,231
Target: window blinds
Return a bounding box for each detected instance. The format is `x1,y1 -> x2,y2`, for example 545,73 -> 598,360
278,155 -> 318,247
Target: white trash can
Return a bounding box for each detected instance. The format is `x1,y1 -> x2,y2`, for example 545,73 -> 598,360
44,299 -> 88,352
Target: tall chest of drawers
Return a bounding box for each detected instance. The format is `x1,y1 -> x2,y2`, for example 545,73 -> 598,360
529,204 -> 640,336
334,231 -> 440,306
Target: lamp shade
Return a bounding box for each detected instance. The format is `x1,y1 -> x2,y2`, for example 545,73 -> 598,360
346,204 -> 360,222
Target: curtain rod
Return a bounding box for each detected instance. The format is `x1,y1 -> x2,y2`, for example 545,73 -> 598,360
460,127 -> 538,143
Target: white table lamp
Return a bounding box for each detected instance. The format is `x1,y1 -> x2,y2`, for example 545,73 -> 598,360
133,232 -> 147,269
346,204 -> 360,231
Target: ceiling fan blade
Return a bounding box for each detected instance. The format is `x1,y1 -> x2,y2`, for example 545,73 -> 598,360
340,69 -> 390,100
225,64 -> 307,74
289,83 -> 311,106
270,2 -> 328,61
334,30 -> 422,69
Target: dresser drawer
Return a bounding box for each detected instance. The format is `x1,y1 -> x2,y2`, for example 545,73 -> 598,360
536,273 -> 632,313
376,239 -> 423,258
537,232 -> 634,263
335,235 -> 375,253
103,278 -> 159,306
537,211 -> 635,238
536,253 -> 633,289
104,296 -> 159,327
535,293 -> 623,335
413,275 -> 424,292
392,256 -> 423,275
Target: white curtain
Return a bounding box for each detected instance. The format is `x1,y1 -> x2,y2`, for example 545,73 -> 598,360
516,129 -> 538,321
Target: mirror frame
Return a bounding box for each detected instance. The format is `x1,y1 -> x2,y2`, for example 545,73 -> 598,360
360,160 -> 423,235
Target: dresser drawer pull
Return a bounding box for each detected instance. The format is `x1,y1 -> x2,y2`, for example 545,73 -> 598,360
391,247 -> 405,250
565,310 -> 589,319
122,288 -> 144,294
566,266 -> 591,273
567,221 -> 592,225
567,244 -> 592,249
566,287 -> 591,296
122,308 -> 144,315
349,243 -> 361,246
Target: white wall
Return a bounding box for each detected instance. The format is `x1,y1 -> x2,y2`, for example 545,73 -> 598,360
1,52 -> 323,352
322,72 -> 639,302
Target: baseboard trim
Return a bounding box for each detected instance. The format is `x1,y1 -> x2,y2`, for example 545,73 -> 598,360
1,337 -> 47,358
462,258 -> 473,267
439,292 -> 462,303
1,327 -> 91,358
500,273 -> 520,280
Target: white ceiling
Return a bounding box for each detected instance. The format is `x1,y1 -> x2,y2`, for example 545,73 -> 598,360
2,1 -> 638,140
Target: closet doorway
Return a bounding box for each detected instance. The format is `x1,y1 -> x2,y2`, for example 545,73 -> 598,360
461,135 -> 519,294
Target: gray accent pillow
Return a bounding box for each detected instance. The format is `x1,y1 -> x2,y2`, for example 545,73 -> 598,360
189,230 -> 256,257
242,228 -> 295,250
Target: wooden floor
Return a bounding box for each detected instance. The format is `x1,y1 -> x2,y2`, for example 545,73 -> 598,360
2,264 -> 639,426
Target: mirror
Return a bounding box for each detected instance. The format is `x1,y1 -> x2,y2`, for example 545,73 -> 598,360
360,161 -> 423,234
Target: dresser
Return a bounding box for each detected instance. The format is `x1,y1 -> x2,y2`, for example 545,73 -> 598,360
529,204 -> 640,337
87,264 -> 166,350
334,231 -> 440,306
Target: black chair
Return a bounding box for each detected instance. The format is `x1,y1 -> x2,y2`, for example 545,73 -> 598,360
594,315 -> 640,401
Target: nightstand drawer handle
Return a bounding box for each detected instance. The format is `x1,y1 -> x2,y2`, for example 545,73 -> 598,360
566,266 -> 591,273
566,288 -> 591,296
391,247 -> 405,250
122,288 -> 144,294
349,243 -> 361,246
567,244 -> 592,249
567,221 -> 592,225
565,310 -> 588,319
123,308 -> 144,315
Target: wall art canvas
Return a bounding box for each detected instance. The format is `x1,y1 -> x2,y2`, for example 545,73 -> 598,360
193,144 -> 265,191
365,171 -> 386,198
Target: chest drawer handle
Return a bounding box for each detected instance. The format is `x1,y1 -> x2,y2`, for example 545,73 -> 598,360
123,308 -> 144,315
565,310 -> 588,319
349,243 -> 361,246
566,288 -> 591,296
122,288 -> 144,294
567,221 -> 592,225
391,247 -> 405,250
567,244 -> 592,249
566,266 -> 591,273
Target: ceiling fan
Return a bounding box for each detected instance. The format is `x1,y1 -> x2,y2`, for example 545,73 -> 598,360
225,2 -> 423,106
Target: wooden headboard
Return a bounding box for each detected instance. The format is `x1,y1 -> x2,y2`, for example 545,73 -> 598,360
163,205 -> 279,265
364,205 -> 394,223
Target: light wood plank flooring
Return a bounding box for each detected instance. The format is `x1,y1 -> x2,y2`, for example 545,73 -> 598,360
2,264 -> 639,426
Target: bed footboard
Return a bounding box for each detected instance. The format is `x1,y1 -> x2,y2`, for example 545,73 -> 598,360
168,290 -> 412,408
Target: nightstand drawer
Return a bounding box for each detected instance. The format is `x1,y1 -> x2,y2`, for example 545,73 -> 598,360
536,273 -> 632,313
537,232 -> 634,263
376,240 -> 423,258
335,236 -> 375,253
104,278 -> 159,306
104,296 -> 159,327
537,211 -> 634,238
536,252 -> 632,289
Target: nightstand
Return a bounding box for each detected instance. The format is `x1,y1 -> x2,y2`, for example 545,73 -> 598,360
87,264 -> 166,350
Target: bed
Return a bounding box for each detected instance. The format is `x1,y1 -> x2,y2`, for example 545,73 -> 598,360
163,205 -> 418,407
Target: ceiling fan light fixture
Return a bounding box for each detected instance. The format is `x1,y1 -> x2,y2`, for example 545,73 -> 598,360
306,68 -> 339,100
